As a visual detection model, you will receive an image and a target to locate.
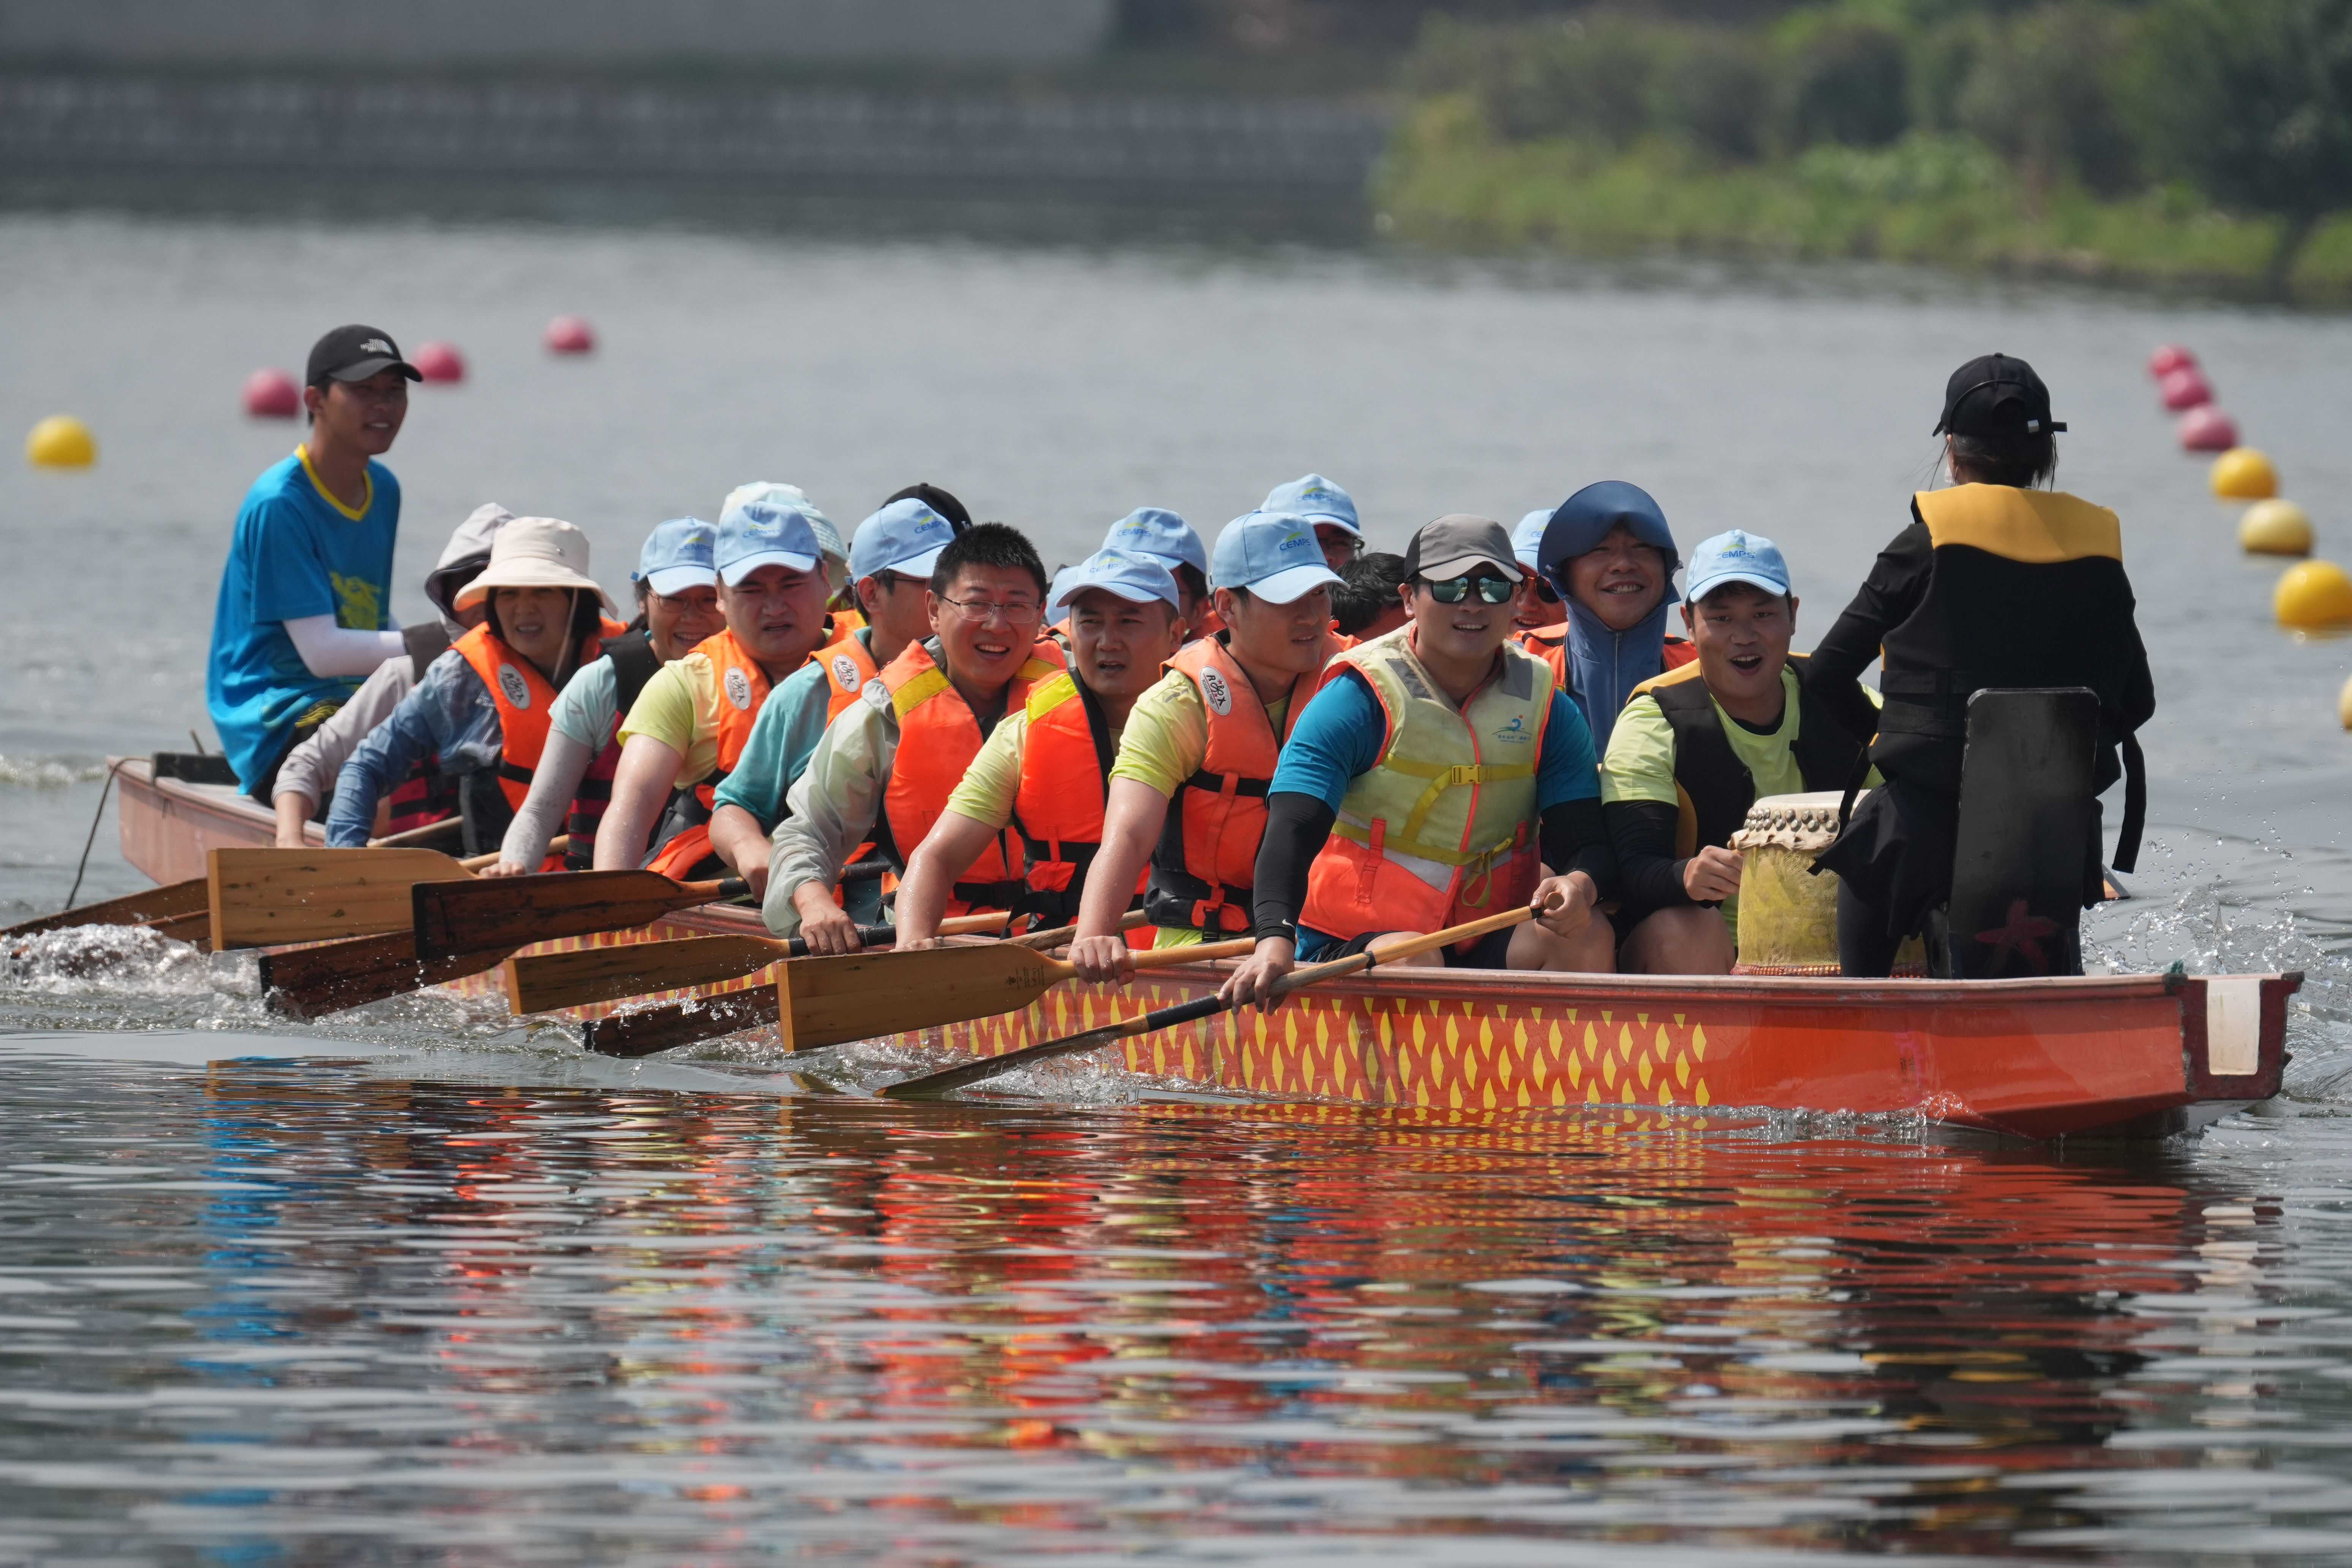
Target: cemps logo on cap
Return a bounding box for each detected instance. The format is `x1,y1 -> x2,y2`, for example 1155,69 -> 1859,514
724,667 -> 754,711
1199,666 -> 1233,717
496,664 -> 533,709
360,338 -> 392,356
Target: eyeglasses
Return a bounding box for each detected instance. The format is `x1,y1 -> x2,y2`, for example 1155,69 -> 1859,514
1421,574 -> 1517,605
939,594 -> 1044,627
1531,578 -> 1561,604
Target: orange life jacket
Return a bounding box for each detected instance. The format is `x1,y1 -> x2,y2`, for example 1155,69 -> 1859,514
643,627 -> 783,881
454,615 -> 625,870
1516,623 -> 1696,696
1143,629 -> 1345,934
878,636 -> 1064,920
1007,669 -> 1142,929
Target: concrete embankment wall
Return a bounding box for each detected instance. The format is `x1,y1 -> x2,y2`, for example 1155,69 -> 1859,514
0,76 -> 1393,206
0,0 -> 1115,68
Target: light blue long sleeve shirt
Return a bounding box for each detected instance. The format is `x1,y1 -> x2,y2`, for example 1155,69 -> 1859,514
324,649 -> 502,846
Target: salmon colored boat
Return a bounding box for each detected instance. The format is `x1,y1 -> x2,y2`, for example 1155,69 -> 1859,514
104,756 -> 2299,1141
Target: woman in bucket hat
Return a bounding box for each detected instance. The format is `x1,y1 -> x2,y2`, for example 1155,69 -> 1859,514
323,517 -> 628,865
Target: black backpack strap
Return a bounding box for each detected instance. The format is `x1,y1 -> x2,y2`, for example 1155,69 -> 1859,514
2113,730 -> 2147,875
1650,677 -> 1753,854
604,630 -> 661,715
403,621 -> 452,683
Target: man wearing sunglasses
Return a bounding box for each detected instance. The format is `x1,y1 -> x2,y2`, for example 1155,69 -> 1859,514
1220,515 -> 1619,1008
766,523 -> 1065,953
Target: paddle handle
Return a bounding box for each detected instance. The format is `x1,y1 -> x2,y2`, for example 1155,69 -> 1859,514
449,833 -> 572,872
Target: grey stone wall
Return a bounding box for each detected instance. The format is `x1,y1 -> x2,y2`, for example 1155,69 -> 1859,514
0,76 -> 1393,199
0,0 -> 1115,68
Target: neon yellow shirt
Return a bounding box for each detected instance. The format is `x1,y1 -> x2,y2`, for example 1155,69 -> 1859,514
616,651 -> 723,786
1107,670 -> 1291,799
942,710 -> 1029,828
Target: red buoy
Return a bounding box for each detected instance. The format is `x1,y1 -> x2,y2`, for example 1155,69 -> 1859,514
2158,366 -> 2212,411
2178,405 -> 2238,452
242,368 -> 301,419
545,315 -> 596,355
2147,345 -> 2197,379
413,341 -> 467,384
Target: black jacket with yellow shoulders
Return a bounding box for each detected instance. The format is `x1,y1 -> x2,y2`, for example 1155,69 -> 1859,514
1804,484 -> 2156,800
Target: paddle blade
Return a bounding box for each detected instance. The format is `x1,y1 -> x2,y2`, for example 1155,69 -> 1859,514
209,847 -> 471,950
505,935 -> 789,1015
4,876 -> 210,940
581,989 -> 779,1058
780,944 -> 1058,1054
412,871 -> 711,960
882,993 -> 1230,1100
257,931 -> 512,1020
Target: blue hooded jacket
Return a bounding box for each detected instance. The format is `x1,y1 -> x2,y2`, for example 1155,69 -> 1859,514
1538,481 -> 1681,756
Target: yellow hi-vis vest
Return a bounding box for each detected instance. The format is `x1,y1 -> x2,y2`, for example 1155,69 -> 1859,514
1301,627 -> 1552,944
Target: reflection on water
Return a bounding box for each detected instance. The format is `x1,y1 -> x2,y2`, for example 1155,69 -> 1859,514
5,1046 -> 2352,1563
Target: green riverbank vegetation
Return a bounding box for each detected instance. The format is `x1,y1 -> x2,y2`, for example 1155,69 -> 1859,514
1377,0 -> 2352,301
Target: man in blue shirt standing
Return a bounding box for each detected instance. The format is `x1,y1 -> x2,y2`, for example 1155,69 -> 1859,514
207,324 -> 418,798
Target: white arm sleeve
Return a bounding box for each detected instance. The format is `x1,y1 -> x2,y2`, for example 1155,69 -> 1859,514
499,726 -> 598,870
270,655 -> 418,806
284,614 -> 408,680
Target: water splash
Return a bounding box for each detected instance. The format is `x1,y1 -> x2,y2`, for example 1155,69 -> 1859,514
0,754 -> 111,788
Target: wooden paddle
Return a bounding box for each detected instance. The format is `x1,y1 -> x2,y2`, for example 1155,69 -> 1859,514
579,910 -> 1152,1059
779,935 -> 1256,1053
880,903 -> 1541,1100
502,910 -> 1012,1015
257,930 -> 516,1020
1,816 -> 476,950
411,868 -> 749,960
209,844 -> 543,950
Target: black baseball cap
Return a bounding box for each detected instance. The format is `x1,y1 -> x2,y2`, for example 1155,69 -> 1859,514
1934,352 -> 2066,438
306,324 -> 421,389
885,482 -> 971,534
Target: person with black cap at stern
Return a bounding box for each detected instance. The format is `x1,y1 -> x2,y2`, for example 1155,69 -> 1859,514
1805,353 -> 2155,977
207,325 -> 421,801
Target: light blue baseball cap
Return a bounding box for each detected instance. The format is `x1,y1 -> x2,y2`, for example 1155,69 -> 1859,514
1211,511 -> 1345,604
1103,507 -> 1207,578
633,517 -> 719,597
850,498 -> 957,582
715,492 -> 822,586
1262,473 -> 1362,540
1050,547 -> 1182,616
1683,529 -> 1792,605
722,482 -> 841,568
1511,509 -> 1552,572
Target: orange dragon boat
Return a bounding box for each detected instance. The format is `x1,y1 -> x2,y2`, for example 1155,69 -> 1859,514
104,757 -> 2299,1141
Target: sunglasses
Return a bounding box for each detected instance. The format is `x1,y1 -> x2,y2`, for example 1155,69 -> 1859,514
1421,574 -> 1517,605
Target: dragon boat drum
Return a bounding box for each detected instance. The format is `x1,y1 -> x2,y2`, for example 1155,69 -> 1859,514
1728,790 -> 1925,976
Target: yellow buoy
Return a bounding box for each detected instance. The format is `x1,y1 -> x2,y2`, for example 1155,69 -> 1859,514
2276,559 -> 2352,631
2240,499 -> 2314,556
25,415 -> 95,468
2210,446 -> 2278,501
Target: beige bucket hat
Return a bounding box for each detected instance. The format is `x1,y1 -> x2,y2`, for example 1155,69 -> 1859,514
452,516 -> 617,613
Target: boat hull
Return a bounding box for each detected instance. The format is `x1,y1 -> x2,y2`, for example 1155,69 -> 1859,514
111,757 -> 2297,1140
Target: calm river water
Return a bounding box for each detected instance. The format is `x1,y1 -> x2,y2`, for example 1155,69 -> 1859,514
3,212 -> 2352,1562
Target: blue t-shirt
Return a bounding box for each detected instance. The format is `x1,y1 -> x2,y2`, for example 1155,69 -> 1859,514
1272,667 -> 1600,958
207,449 -> 400,789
